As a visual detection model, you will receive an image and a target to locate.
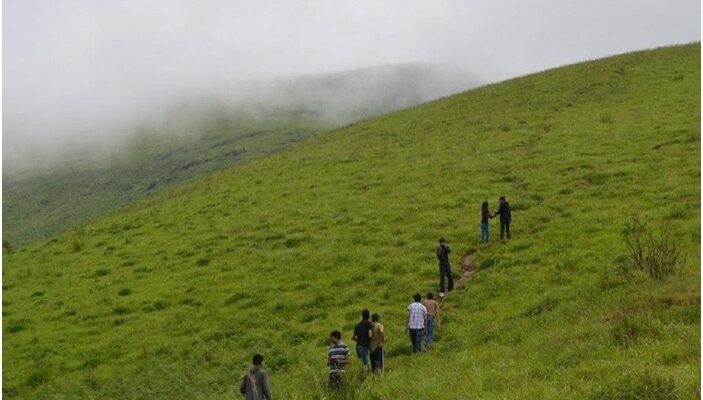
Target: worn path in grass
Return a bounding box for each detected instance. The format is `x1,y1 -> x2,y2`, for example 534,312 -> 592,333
438,251 -> 476,306
456,253 -> 475,289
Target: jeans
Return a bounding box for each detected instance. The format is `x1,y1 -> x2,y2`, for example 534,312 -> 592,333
480,222 -> 489,243
371,347 -> 384,373
409,329 -> 424,353
424,316 -> 435,348
439,264 -> 454,293
500,221 -> 511,239
356,345 -> 370,367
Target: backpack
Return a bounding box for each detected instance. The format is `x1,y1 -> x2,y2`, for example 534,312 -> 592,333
240,370 -> 259,397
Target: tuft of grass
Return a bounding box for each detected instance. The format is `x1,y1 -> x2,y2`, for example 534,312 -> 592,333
622,216 -> 687,280
24,369 -> 49,389
5,318 -> 30,333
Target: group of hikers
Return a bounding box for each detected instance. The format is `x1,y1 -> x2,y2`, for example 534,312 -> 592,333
240,197 -> 513,399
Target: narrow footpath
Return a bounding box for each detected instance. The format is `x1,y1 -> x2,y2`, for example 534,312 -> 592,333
456,253 -> 475,289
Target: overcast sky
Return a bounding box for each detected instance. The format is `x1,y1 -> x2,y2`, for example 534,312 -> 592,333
3,0 -> 700,165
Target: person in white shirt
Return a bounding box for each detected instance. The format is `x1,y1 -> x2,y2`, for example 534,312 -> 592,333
405,293 -> 427,353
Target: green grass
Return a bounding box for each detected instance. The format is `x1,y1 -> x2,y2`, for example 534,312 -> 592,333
2,43 -> 700,399
3,62 -> 472,247
2,115 -> 332,247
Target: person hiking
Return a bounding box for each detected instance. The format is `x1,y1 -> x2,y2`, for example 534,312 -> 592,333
240,354 -> 272,400
494,196 -> 512,239
352,309 -> 373,369
436,238 -> 454,294
406,293 -> 427,353
481,200 -> 491,243
369,313 -> 385,373
423,292 -> 441,349
327,330 -> 350,390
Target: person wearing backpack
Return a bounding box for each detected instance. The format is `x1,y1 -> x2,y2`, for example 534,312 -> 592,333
240,354 -> 272,400
436,238 -> 454,294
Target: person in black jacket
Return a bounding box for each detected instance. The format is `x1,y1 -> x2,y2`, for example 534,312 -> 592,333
352,309 -> 373,370
494,196 -> 512,239
436,238 -> 454,294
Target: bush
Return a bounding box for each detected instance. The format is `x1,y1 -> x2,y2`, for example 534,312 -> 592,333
112,306 -> 129,315
6,319 -> 29,333
71,240 -> 82,253
95,269 -> 111,277
622,216 -> 686,281
143,300 -> 169,312
25,369 -> 49,388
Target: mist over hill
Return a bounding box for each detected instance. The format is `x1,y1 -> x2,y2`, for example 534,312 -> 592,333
3,63 -> 477,246
3,62 -> 475,175
249,63 -> 474,120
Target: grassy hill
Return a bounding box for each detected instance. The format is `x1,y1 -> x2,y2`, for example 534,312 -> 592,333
3,63 -> 474,247
2,115 -> 331,248
2,44 -> 700,399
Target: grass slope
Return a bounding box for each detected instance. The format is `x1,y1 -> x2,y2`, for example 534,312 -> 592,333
3,63 -> 474,247
2,115 -> 330,247
3,44 -> 700,399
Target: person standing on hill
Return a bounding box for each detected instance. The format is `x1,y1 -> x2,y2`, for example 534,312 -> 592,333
494,196 -> 512,239
352,309 -> 373,370
369,313 -> 385,373
328,330 -> 350,390
423,292 -> 441,349
436,238 -> 454,294
481,200 -> 491,243
240,354 -> 272,400
406,293 -> 427,353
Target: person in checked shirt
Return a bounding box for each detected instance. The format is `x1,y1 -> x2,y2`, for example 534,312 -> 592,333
405,293 -> 427,353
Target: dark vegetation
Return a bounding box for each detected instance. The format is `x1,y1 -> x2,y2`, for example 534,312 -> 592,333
622,216 -> 687,280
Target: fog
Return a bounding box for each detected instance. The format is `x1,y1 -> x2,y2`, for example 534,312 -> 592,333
3,0 -> 700,171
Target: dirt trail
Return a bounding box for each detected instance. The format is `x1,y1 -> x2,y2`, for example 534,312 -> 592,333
455,253 -> 475,289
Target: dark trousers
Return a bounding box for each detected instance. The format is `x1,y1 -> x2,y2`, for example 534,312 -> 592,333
409,329 -> 424,353
371,347 -> 384,373
500,221 -> 511,239
328,373 -> 343,390
439,264 -> 454,293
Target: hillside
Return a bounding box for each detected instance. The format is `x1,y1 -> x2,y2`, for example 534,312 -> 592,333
3,63 -> 475,247
2,44 -> 700,399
